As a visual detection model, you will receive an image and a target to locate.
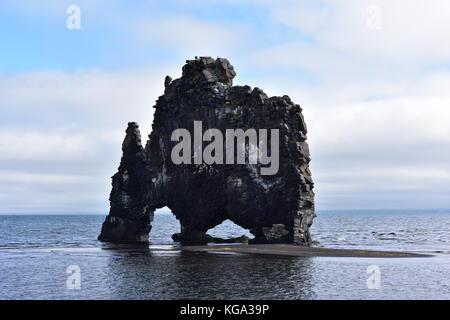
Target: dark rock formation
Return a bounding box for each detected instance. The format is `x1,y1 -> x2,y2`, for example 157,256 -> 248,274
98,57 -> 315,245
98,122 -> 153,243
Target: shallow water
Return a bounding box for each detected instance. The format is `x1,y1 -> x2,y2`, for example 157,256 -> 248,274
1,211 -> 449,299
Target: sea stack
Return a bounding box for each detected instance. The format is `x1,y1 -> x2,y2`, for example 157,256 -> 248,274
98,57 -> 315,245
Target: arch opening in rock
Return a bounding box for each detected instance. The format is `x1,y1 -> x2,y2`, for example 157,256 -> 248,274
149,207 -> 180,245
205,219 -> 254,243
172,218 -> 254,245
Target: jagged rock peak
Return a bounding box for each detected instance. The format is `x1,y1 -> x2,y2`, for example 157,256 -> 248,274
122,122 -> 143,151
180,56 -> 236,87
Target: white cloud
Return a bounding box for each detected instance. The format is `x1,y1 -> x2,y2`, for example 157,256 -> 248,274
0,132 -> 95,161
0,171 -> 94,185
301,75 -> 450,209
0,67 -> 171,213
0,170 -> 109,213
0,69 -> 162,131
269,0 -> 450,62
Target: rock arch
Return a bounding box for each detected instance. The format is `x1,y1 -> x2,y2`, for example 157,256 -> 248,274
98,57 -> 315,245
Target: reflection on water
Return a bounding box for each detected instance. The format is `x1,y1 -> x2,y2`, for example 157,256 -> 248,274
104,248 -> 315,299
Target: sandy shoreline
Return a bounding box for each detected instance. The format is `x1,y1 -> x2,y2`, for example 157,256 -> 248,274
181,243 -> 431,258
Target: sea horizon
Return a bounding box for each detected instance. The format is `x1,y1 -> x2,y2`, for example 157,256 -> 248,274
1,208 -> 449,215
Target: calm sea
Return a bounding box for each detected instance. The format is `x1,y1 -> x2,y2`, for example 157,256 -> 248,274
1,210 -> 449,300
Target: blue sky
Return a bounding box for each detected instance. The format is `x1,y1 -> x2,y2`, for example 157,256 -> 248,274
1,0 -> 450,213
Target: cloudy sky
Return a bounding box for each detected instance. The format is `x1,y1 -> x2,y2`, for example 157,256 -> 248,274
1,0 -> 449,213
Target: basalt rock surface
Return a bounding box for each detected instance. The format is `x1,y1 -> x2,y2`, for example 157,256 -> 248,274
98,57 -> 315,245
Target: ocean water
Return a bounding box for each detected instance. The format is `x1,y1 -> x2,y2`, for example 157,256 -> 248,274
0,211 -> 450,300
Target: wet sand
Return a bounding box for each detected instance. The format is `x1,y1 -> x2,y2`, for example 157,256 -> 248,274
181,243 -> 431,258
